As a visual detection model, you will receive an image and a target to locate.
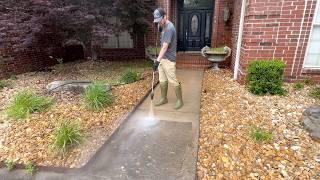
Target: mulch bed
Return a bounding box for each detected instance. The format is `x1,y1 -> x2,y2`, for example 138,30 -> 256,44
197,69 -> 320,179
0,60 -> 155,168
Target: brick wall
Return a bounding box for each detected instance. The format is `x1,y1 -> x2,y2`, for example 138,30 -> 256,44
98,48 -> 145,61
212,0 -> 233,47
211,0 -> 234,67
0,41 -> 146,79
235,0 -> 318,83
0,4 -> 61,79
0,47 -> 62,79
145,16 -> 159,47
98,34 -> 146,61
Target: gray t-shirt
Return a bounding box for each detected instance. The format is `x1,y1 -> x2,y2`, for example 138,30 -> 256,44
160,21 -> 177,61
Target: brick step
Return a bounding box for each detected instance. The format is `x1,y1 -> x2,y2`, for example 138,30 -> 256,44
176,51 -> 212,69
177,64 -> 211,69
176,61 -> 211,65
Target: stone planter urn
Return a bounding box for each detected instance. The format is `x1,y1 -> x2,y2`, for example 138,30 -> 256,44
201,46 -> 232,70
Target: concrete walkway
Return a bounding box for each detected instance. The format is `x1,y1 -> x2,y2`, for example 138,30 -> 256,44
0,69 -> 203,180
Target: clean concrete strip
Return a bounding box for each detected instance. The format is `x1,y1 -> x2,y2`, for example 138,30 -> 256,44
139,69 -> 203,114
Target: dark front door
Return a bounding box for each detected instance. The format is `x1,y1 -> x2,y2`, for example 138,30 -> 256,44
178,0 -> 214,51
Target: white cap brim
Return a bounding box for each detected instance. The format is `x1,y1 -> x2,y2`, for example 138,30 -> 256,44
153,17 -> 162,23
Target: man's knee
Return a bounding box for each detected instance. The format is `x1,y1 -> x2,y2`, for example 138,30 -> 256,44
168,78 -> 179,86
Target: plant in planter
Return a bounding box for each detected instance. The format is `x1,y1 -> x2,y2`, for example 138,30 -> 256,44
201,46 -> 232,70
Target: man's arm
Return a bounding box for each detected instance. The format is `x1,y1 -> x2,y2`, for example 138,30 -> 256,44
157,25 -> 174,62
157,42 -> 169,62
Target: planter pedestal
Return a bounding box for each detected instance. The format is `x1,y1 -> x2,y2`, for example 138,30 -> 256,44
212,62 -> 220,70
201,46 -> 231,70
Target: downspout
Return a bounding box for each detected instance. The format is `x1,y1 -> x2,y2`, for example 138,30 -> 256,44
233,0 -> 247,80
296,0 -> 314,77
291,0 -> 308,77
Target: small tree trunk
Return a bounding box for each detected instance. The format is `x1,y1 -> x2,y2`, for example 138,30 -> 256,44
91,42 -> 98,61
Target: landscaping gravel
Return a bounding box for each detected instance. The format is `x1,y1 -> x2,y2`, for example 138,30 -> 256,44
197,69 -> 320,179
0,60 -> 155,168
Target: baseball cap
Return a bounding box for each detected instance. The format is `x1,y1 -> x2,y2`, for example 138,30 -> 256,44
153,8 -> 166,23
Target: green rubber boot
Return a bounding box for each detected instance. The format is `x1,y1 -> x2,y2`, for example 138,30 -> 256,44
155,81 -> 168,106
174,83 -> 183,110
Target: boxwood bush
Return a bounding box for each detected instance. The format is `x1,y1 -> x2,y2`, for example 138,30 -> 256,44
247,59 -> 286,95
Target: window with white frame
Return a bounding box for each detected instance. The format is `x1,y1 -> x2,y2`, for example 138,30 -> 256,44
102,31 -> 133,48
304,0 -> 320,68
101,17 -> 134,48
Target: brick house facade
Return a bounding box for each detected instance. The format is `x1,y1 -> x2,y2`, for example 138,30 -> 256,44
1,0 -> 319,83
0,36 -> 145,79
147,0 -> 320,83
232,0 -> 319,83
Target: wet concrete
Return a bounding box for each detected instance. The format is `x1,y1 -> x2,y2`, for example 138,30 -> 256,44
0,69 -> 203,180
85,120 -> 192,179
139,69 -> 203,114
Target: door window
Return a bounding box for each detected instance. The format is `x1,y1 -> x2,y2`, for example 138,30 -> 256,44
191,15 -> 199,35
183,0 -> 213,9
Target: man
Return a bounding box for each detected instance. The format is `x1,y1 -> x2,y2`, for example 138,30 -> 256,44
153,8 -> 183,110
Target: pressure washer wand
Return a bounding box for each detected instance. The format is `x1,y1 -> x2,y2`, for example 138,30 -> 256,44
151,65 -> 155,100
151,24 -> 160,101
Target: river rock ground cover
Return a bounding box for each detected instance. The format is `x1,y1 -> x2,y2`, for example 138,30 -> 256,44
0,59 -> 154,168
197,69 -> 320,179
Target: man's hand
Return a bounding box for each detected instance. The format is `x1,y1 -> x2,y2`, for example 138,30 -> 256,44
153,61 -> 160,71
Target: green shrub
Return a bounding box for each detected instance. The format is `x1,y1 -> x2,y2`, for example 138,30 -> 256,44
120,69 -> 140,84
309,87 -> 320,99
247,59 -> 286,95
52,120 -> 84,154
293,82 -> 304,90
250,126 -> 273,142
7,91 -> 53,119
5,158 -> 15,171
0,80 -> 7,89
25,161 -> 36,175
84,83 -> 113,111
